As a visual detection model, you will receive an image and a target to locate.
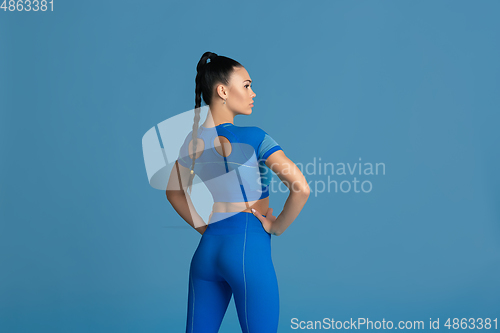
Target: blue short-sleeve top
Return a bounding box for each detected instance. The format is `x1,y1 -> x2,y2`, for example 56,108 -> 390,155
177,122 -> 282,202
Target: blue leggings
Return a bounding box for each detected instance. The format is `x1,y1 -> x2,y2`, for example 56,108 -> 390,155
185,211 -> 279,333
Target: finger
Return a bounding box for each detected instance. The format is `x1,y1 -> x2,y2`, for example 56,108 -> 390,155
266,207 -> 273,215
251,208 -> 263,221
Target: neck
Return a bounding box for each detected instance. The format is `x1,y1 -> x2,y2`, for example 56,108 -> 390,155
202,108 -> 234,127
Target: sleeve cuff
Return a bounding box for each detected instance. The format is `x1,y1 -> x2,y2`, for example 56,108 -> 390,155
262,145 -> 282,161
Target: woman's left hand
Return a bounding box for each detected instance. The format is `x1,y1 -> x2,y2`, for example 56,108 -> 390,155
251,208 -> 277,234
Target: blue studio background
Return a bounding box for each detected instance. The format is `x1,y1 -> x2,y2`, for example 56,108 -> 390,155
1,1 -> 499,332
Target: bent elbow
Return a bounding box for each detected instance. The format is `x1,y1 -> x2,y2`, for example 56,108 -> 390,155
271,229 -> 283,236
290,181 -> 310,197
302,185 -> 311,197
298,183 -> 310,197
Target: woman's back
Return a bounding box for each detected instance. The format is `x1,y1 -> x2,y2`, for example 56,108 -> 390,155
177,122 -> 283,205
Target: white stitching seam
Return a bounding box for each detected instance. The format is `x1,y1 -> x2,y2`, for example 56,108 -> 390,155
243,214 -> 250,333
191,271 -> 195,333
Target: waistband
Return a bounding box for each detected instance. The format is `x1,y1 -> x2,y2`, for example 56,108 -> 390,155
204,211 -> 268,235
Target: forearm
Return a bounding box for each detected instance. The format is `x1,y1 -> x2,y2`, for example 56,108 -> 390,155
166,191 -> 207,235
270,190 -> 309,236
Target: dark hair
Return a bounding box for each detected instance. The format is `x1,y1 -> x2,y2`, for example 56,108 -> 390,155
186,52 -> 243,193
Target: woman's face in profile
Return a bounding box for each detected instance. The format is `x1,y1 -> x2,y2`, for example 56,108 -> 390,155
226,67 -> 256,115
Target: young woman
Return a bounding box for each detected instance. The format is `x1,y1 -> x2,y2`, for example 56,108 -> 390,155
166,51 -> 310,333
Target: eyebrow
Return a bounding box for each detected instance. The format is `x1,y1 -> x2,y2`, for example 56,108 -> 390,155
243,80 -> 252,83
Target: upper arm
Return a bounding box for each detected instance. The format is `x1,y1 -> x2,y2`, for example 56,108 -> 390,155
166,131 -> 195,196
257,132 -> 283,162
256,129 -> 284,187
166,152 -> 191,197
166,160 -> 192,196
264,148 -> 310,195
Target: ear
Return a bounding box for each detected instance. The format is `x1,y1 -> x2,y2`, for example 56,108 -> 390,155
215,84 -> 227,99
